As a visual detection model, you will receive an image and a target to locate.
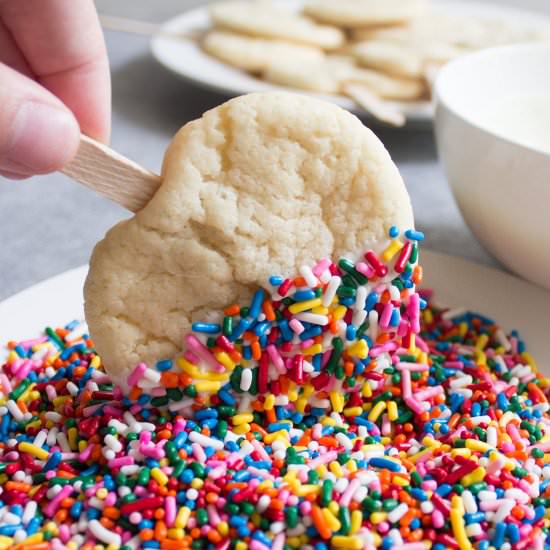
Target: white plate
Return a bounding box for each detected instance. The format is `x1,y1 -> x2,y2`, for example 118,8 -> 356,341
1,251 -> 549,370
150,0 -> 550,124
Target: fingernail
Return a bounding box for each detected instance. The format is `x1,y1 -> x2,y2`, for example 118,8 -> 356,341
7,101 -> 79,173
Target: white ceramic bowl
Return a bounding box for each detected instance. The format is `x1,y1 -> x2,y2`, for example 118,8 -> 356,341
434,43 -> 550,289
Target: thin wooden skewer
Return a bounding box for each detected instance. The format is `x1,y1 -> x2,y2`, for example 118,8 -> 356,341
98,14 -> 202,41
61,135 -> 161,213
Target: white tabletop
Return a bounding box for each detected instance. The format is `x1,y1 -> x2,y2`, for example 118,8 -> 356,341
0,0 -> 547,300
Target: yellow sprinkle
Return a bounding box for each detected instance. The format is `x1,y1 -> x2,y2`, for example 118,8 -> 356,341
387,400 -> 398,421
322,507 -> 342,531
166,528 -> 184,540
175,506 -> 191,529
408,448 -> 433,463
217,521 -> 229,536
451,495 -> 465,513
296,397 -> 308,414
392,474 -> 409,487
451,448 -> 472,459
151,467 -> 168,486
195,380 -> 222,393
330,391 -> 344,414
368,401 -> 387,423
423,309 -> 434,324
20,534 -> 43,545
264,394 -> 275,410
408,333 -> 416,353
288,298 -> 322,314
321,416 -> 336,427
332,536 -> 363,550
235,542 -> 248,550
450,508 -> 472,550
68,427 -> 78,451
311,306 -> 329,315
461,467 -> 486,487
370,512 -> 387,524
343,406 -> 363,417
418,351 -> 428,365
361,382 -> 372,398
332,305 -> 347,321
347,459 -> 358,473
465,439 -> 492,453
459,322 -> 469,338
521,351 -> 538,371
66,543 -> 78,550
475,333 -> 489,351
286,537 -> 300,549
214,351 -> 236,371
96,488 -> 108,500
302,344 -> 323,356
350,510 -> 363,535
382,239 -> 404,262
264,431 -> 290,444
177,358 -> 228,381
328,500 -> 339,515
422,436 -> 441,448
347,340 -> 368,359
329,461 -> 343,477
297,484 -> 320,496
233,423 -> 251,435
18,442 -> 48,461
90,356 -> 101,368
232,413 -> 254,426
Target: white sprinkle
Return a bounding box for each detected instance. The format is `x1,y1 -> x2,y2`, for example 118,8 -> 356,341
495,499 -> 515,523
462,490 -> 477,514
88,519 -> 121,547
257,495 -> 271,513
469,415 -> 492,425
387,503 -> 408,523
104,434 -> 122,453
142,368 -> 161,384
46,427 -> 58,447
319,269 -> 331,284
486,426 -> 498,448
189,431 -> 224,450
299,265 -> 318,288
295,313 -> 328,325
6,400 -> 23,422
56,432 -> 71,453
45,412 -> 62,422
466,523 -> 482,537
33,430 -> 48,448
450,375 -> 473,388
4,512 -> 21,524
240,368 -> 252,391
22,501 -> 37,526
270,522 -> 285,534
478,490 -> 497,501
352,309 -> 367,328
505,488 -> 529,504
66,382 -> 79,396
354,286 -> 367,311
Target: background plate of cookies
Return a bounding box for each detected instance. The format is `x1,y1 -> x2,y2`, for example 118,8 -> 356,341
150,0 -> 550,126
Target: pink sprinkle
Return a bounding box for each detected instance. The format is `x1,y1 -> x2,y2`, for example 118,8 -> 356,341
185,334 -> 225,372
108,456 -> 134,468
300,338 -> 314,349
379,303 -> 393,329
397,362 -> 429,372
355,262 -> 375,278
165,496 -> 176,527
289,319 -> 304,334
432,510 -> 444,528
127,363 -> 147,387
266,345 -> 285,374
405,396 -> 424,415
401,369 -> 412,398
44,485 -> 73,517
184,351 -> 201,364
339,478 -> 360,507
415,386 -> 443,401
312,258 -> 331,277
192,443 -> 207,463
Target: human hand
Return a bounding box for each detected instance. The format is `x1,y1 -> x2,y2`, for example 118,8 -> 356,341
0,0 -> 110,179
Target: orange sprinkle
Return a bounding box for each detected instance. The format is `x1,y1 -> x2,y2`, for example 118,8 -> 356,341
311,505 -> 331,540
262,300 -> 276,322
224,304 -> 240,316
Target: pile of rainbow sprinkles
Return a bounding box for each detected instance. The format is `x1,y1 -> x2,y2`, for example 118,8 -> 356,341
1,225 -> 550,550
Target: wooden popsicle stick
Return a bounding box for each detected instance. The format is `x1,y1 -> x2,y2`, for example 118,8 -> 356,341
61,135 -> 161,213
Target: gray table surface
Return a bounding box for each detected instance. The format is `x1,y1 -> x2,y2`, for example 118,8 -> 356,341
0,0 -> 548,301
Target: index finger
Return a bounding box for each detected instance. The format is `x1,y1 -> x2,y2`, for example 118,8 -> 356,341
1,0 -> 111,142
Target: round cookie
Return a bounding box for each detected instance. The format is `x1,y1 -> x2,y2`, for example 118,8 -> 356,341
209,0 -> 344,50
201,30 -> 324,72
84,92 -> 414,390
303,0 -> 426,29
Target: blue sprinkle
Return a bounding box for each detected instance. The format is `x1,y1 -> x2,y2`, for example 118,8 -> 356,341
269,275 -> 284,286
346,325 -> 357,341
195,408 -> 218,420
44,451 -> 62,472
492,523 -> 506,548
365,292 -> 379,311
191,322 -> 221,334
369,457 -> 401,472
155,359 -> 173,371
249,289 -> 265,319
404,229 -> 425,241
293,289 -> 316,301
389,225 -> 399,238
218,389 -> 237,406
507,523 -> 520,544
231,318 -> 252,341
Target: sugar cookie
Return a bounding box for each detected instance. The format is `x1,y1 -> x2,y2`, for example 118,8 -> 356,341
304,0 -> 426,29
209,0 -> 344,49
202,30 -> 324,72
84,92 -> 413,388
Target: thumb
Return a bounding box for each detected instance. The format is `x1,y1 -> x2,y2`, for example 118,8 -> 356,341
0,63 -> 80,179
